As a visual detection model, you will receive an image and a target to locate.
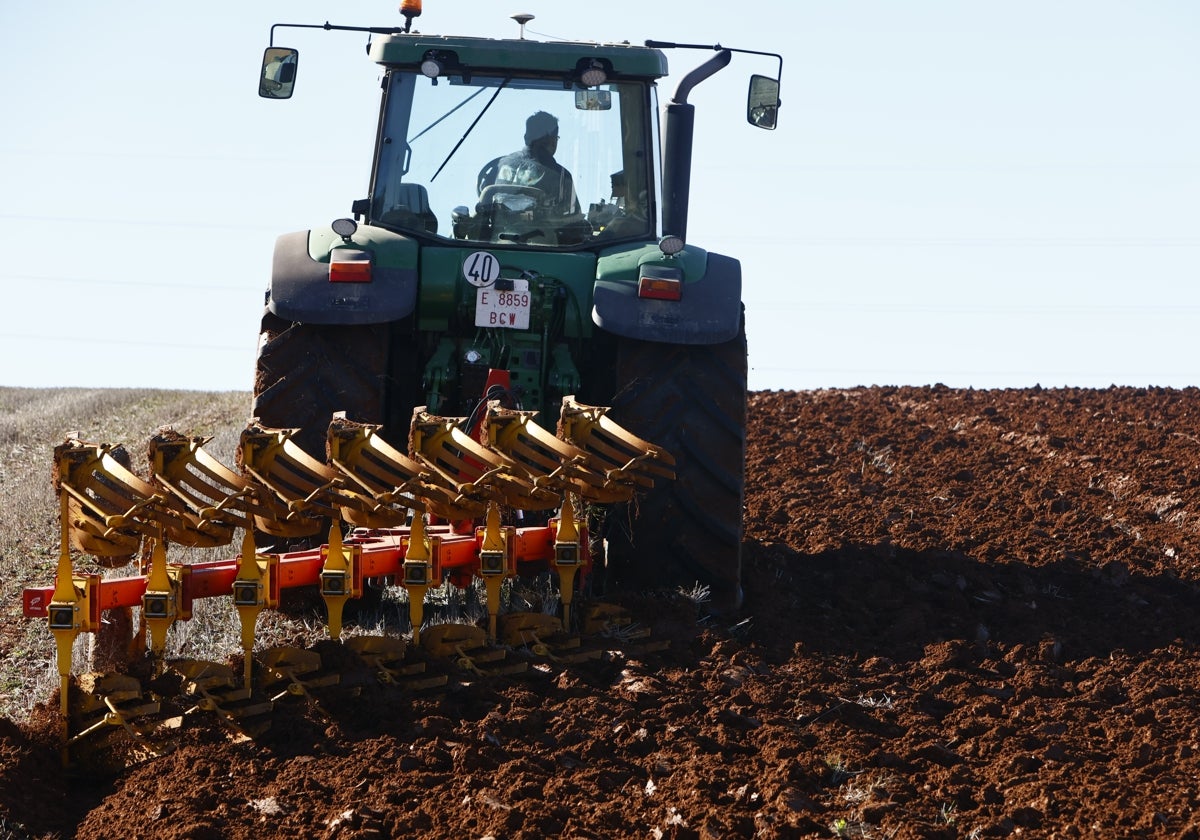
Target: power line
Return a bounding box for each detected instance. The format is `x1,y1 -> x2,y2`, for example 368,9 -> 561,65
702,234 -> 1200,248
0,213 -> 282,232
0,273 -> 253,292
743,301 -> 1200,315
0,333 -> 248,353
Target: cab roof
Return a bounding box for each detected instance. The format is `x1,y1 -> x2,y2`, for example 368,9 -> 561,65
368,33 -> 669,79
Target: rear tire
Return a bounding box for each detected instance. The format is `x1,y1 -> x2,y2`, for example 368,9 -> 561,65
251,311 -> 391,458
602,320 -> 747,612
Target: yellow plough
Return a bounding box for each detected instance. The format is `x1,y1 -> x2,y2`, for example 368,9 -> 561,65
23,397 -> 674,766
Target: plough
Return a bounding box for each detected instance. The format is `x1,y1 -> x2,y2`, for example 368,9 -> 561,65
22,397 -> 674,765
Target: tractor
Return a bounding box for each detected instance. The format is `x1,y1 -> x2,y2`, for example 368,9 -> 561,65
253,2 -> 781,612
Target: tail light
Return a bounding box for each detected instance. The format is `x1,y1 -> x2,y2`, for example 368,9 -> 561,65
329,251 -> 373,283
637,266 -> 683,301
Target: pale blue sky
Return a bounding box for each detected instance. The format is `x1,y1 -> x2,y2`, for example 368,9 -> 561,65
1,1 -> 1196,392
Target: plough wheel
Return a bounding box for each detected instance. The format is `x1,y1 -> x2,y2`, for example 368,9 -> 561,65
602,314 -> 747,612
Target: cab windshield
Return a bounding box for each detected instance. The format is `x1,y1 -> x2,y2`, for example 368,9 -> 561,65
370,73 -> 656,248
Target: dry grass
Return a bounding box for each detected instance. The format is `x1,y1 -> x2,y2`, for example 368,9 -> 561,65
0,388 -> 251,720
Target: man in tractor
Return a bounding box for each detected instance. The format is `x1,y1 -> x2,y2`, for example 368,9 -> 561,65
493,111 -> 581,218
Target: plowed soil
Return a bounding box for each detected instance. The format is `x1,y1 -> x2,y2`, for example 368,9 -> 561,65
5,385 -> 1200,839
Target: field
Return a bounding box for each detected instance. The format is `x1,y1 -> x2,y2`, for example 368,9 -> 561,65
3,385 -> 1200,838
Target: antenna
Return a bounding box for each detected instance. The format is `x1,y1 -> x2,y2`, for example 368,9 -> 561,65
511,13 -> 534,39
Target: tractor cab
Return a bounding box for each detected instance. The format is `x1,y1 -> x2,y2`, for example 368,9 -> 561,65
261,27 -> 779,253
365,39 -> 662,250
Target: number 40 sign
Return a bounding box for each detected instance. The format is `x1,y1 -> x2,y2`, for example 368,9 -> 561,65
464,251 -> 532,330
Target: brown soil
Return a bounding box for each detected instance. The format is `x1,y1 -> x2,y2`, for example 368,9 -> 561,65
5,385 -> 1200,839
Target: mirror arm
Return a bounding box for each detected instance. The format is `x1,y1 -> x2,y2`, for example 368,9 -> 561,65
645,40 -> 783,85
268,21 -> 410,48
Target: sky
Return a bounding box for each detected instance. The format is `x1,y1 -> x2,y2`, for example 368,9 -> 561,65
1,1 -> 1197,393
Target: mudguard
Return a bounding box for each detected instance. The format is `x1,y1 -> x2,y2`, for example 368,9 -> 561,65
592,246 -> 742,345
268,227 -> 419,325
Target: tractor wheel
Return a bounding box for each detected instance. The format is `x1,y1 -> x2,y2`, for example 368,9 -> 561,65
602,320 -> 747,612
251,311 -> 391,458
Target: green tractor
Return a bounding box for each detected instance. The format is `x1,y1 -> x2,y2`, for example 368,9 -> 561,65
253,6 -> 781,612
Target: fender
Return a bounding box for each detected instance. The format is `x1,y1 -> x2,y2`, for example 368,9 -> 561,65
268,226 -> 419,325
592,246 -> 742,344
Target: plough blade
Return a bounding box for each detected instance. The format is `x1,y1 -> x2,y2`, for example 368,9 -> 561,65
238,425 -> 345,537
557,397 -> 676,492
582,603 -> 672,655
485,404 -> 625,503
499,612 -> 601,663
258,646 -> 340,711
54,439 -> 235,565
69,673 -> 162,744
172,659 -> 273,738
61,673 -> 172,771
150,430 -> 277,536
327,414 -> 480,523
582,603 -> 649,638
410,409 -> 559,512
419,623 -> 528,677
345,635 -> 449,691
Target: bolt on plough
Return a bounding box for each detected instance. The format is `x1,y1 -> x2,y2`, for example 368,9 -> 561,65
22,396 -> 674,767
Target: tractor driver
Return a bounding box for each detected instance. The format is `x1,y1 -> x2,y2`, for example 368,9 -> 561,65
492,111 -> 582,218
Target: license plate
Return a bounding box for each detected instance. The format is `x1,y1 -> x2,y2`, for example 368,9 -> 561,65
475,279 -> 531,329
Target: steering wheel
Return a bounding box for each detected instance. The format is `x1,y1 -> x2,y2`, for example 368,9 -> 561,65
478,184 -> 546,211
477,157 -> 502,194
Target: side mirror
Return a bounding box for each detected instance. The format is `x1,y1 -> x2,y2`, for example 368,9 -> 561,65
575,89 -> 612,111
747,74 -> 780,130
260,47 -> 298,99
